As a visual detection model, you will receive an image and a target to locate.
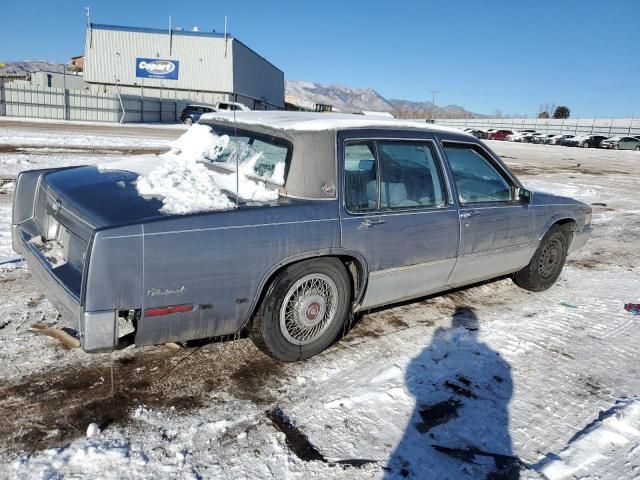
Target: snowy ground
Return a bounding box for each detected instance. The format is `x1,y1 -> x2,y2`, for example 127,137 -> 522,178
1,124 -> 640,479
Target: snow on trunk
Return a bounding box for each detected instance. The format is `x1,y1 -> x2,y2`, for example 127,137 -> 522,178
99,124 -> 280,215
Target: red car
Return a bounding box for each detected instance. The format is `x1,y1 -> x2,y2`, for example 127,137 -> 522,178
487,129 -> 514,140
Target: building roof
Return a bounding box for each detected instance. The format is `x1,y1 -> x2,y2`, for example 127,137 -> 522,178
200,111 -> 465,135
91,23 -> 227,39
89,23 -> 283,74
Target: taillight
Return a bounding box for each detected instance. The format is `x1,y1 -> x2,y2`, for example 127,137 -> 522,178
145,304 -> 193,317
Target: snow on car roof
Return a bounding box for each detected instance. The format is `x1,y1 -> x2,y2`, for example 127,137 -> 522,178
199,111 -> 466,135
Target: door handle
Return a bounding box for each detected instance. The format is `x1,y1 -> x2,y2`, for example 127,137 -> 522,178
359,218 -> 386,228
460,211 -> 478,219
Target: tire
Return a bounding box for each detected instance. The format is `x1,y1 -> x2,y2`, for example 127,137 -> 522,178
249,258 -> 351,362
183,117 -> 194,126
512,224 -> 570,292
582,142 -> 589,148
635,146 -> 640,151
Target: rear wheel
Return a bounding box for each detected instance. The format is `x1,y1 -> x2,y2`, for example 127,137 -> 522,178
513,225 -> 570,292
183,117 -> 194,126
249,258 -> 351,362
635,146 -> 640,151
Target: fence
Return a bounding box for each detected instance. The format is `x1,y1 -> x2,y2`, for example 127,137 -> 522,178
433,117 -> 640,137
0,82 -> 267,123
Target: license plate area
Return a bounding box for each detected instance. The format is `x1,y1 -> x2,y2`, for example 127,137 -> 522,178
32,214 -> 71,268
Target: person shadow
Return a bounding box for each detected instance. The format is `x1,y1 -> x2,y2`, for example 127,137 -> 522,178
384,306 -> 520,479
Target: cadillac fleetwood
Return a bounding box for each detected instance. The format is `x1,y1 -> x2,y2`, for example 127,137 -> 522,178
11,112 -> 592,361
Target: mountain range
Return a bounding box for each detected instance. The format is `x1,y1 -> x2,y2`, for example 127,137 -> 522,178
285,80 -> 484,119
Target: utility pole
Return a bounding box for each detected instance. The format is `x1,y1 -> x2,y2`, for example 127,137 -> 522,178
429,90 -> 439,120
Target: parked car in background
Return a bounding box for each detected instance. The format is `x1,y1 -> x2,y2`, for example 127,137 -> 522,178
528,133 -> 547,144
506,130 -> 533,142
11,112 -> 592,361
531,134 -> 556,144
600,136 -> 640,150
546,134 -> 570,145
563,135 -> 609,148
561,135 -> 587,147
179,104 -> 217,126
468,129 -> 488,139
559,135 -> 581,146
216,101 -> 251,112
488,129 -> 514,140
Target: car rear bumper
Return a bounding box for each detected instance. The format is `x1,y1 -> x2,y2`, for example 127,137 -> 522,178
569,225 -> 592,254
13,224 -> 116,352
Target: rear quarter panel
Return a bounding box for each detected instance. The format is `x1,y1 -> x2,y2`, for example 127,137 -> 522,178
136,200 -> 340,345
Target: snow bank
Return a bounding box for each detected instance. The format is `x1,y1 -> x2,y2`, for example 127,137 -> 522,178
535,398 -> 640,479
99,124 -> 280,214
135,153 -> 235,214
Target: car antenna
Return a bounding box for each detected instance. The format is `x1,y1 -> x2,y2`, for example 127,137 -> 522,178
233,98 -> 239,208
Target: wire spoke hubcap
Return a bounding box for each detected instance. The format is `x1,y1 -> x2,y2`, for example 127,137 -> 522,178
279,273 -> 339,346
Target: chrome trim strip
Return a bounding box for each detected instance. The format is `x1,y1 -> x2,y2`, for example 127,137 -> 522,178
42,185 -> 96,229
101,217 -> 341,240
368,256 -> 456,276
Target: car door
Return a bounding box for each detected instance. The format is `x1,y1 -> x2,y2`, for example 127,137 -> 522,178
621,137 -> 638,150
440,141 -> 537,286
339,131 -> 460,309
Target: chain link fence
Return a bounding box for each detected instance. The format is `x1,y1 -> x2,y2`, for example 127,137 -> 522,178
433,117 -> 640,137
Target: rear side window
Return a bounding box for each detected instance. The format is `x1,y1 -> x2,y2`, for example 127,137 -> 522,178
344,141 -> 377,212
376,142 -> 445,209
443,144 -> 513,204
344,140 -> 446,212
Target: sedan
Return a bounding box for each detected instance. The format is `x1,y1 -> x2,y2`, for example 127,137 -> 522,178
600,136 -> 640,150
11,112 -> 592,360
488,129 -> 515,141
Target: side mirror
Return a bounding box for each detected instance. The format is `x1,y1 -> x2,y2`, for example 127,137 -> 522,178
515,187 -> 532,204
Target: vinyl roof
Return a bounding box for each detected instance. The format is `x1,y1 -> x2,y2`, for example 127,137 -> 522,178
200,111 -> 466,135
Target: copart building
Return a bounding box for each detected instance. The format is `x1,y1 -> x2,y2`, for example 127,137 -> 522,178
83,23 -> 284,110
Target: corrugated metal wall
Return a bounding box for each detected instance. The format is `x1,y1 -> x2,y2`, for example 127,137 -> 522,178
83,25 -> 284,109
0,82 -> 201,123
232,40 -> 284,108
84,27 -> 234,92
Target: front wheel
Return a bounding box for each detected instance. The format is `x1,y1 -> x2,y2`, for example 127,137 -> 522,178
249,258 -> 351,362
635,146 -> 640,151
183,117 -> 194,126
513,225 -> 570,292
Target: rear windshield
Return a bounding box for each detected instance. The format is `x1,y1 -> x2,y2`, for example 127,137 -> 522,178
205,126 -> 292,186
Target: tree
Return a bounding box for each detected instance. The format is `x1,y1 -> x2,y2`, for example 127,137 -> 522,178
553,106 -> 570,119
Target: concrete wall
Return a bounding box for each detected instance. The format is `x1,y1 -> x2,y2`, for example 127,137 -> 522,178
434,117 -> 640,137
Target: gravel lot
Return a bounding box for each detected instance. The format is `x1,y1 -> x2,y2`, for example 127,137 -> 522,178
0,122 -> 639,479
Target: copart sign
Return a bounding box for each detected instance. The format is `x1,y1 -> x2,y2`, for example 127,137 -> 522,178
135,58 -> 179,80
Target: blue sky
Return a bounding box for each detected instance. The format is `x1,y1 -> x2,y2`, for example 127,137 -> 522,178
2,0 -> 639,117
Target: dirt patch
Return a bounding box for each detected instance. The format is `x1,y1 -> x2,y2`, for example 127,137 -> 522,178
444,380 -> 477,399
508,163 -> 629,177
267,407 -> 326,462
0,144 -> 167,156
26,294 -> 45,308
416,398 -> 462,433
0,340 -> 288,453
